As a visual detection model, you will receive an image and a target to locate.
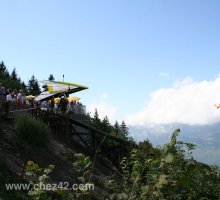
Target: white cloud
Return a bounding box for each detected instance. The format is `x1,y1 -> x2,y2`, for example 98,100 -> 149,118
126,76 -> 220,126
87,93 -> 117,122
173,76 -> 194,87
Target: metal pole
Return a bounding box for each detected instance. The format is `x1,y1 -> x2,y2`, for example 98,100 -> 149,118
63,74 -> 64,82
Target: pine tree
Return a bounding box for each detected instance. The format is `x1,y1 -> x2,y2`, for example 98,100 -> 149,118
93,108 -> 100,121
48,74 -> 55,81
120,121 -> 129,139
114,121 -> 120,136
102,116 -> 112,133
11,67 -> 18,80
42,74 -> 55,91
92,108 -> 101,129
21,81 -> 27,93
27,75 -> 41,95
0,61 -> 9,77
0,61 -> 6,74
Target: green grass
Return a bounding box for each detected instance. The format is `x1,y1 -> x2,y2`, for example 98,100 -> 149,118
15,114 -> 51,146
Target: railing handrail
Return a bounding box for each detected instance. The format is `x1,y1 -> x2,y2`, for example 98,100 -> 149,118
68,116 -> 129,144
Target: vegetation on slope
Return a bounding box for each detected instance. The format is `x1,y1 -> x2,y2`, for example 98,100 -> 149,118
15,114 -> 51,146
0,161 -> 28,200
108,129 -> 220,200
1,62 -> 219,199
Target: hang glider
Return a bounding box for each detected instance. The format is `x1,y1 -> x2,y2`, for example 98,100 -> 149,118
35,80 -> 88,101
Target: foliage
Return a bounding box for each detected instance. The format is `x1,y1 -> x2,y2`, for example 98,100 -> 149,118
73,154 -> 94,199
0,161 -> 28,200
0,61 -> 9,78
101,116 -> 113,133
25,161 -> 67,200
91,108 -> 101,129
108,129 -> 220,200
120,121 -> 129,139
25,156 -> 94,200
90,109 -> 130,140
136,140 -> 161,161
11,67 -> 18,80
27,75 -> 41,95
48,74 -> 55,81
15,114 -> 51,146
0,61 -> 27,92
114,121 -> 120,136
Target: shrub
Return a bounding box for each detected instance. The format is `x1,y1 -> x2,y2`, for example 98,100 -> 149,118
15,114 -> 51,146
108,129 -> 220,200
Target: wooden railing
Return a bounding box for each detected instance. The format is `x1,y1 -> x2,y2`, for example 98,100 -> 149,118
31,110 -> 131,167
1,106 -> 132,167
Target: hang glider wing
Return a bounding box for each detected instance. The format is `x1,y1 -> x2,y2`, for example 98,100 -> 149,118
35,80 -> 88,101
35,91 -> 54,101
42,80 -> 88,93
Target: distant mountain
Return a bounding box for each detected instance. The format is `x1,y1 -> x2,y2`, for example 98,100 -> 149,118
129,123 -> 220,166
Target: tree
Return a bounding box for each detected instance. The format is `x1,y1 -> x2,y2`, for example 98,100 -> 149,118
0,61 -> 6,74
91,108 -> 101,129
0,61 -> 9,77
114,121 -> 120,136
48,74 -> 55,81
42,74 -> 55,91
93,109 -> 100,121
11,67 -> 18,80
109,129 -> 220,200
120,121 -> 129,139
21,81 -> 27,93
27,75 -> 41,95
102,116 -> 112,133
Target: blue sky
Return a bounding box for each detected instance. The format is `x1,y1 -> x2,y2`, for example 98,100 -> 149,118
1,0 -> 220,124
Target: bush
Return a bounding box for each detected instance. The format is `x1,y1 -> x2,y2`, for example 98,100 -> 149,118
0,161 -> 28,199
108,129 -> 220,200
15,114 -> 51,146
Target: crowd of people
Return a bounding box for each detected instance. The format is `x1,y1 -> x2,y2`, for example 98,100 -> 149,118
40,95 -> 86,115
0,84 -> 86,116
0,86 -> 27,115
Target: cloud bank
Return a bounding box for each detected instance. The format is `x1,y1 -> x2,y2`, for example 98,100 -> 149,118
126,76 -> 220,126
87,93 -> 117,122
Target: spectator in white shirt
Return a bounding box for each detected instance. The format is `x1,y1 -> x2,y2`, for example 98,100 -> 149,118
5,89 -> 12,115
17,89 -> 24,107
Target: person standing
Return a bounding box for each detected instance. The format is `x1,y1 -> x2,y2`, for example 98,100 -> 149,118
60,95 -> 68,116
17,89 -> 24,109
5,89 -> 12,115
50,97 -> 55,112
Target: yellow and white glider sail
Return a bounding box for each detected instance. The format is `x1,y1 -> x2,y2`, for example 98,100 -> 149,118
35,80 -> 88,101
42,80 -> 88,94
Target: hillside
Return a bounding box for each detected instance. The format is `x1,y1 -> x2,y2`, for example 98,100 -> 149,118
1,114 -> 220,199
0,115 -> 119,200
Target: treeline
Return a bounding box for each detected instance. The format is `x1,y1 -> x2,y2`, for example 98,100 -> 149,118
0,61 -> 41,95
90,108 -> 132,141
